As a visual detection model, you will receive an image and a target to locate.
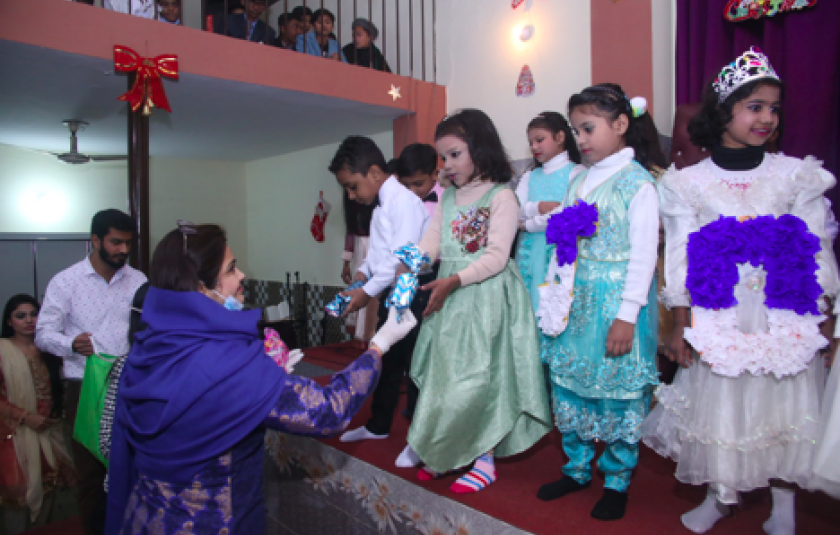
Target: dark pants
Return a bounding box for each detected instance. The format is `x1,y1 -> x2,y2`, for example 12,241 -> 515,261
65,380 -> 107,535
365,267 -> 437,435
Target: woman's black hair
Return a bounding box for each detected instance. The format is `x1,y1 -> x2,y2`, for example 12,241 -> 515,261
2,294 -> 64,418
434,109 -> 513,184
343,190 -> 373,236
311,7 -> 335,25
150,224 -> 228,293
688,78 -> 785,149
526,111 -> 582,167
393,143 -> 438,179
2,294 -> 39,339
567,83 -> 667,172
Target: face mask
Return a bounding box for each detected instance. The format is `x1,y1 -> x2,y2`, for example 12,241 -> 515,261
213,290 -> 244,311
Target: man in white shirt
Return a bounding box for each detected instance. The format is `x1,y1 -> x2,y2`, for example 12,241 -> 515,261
329,136 -> 429,444
36,209 -> 147,535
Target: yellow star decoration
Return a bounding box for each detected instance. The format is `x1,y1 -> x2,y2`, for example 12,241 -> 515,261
388,84 -> 402,101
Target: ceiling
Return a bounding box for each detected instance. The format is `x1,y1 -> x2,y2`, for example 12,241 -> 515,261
0,39 -> 404,162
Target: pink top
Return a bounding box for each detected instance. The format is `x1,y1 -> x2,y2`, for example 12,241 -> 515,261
423,182 -> 445,218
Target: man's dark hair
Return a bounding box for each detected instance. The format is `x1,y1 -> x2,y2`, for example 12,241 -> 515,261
150,224 -> 228,293
91,209 -> 134,241
393,143 -> 438,178
329,136 -> 387,176
291,5 -> 313,18
277,12 -> 300,27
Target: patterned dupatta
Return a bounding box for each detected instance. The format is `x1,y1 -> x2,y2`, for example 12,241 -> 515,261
0,338 -> 58,520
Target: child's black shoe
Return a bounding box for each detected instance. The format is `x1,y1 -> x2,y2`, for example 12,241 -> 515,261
536,476 -> 590,501
591,488 -> 628,521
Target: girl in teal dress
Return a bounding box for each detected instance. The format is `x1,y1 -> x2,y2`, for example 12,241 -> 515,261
515,111 -> 582,310
537,84 -> 666,520
404,109 -> 552,494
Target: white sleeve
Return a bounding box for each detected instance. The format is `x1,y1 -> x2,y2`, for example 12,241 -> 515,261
362,200 -> 428,297
790,163 -> 840,305
616,182 -> 660,323
34,275 -> 75,358
658,172 -> 698,310
824,197 -> 838,243
515,171 -> 540,221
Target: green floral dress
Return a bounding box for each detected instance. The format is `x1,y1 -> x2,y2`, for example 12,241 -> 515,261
408,184 -> 552,472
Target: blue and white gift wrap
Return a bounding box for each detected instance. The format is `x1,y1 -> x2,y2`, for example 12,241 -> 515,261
386,244 -> 430,322
325,280 -> 364,317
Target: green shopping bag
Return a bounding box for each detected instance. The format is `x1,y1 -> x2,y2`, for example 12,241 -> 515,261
73,346 -> 117,467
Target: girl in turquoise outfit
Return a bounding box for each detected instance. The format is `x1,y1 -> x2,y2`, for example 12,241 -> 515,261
403,109 -> 552,495
537,84 -> 663,521
515,112 -> 582,311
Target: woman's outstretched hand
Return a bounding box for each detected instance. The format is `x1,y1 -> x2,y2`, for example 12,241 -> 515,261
370,308 -> 418,355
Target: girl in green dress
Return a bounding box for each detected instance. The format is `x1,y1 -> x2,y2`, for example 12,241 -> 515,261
402,109 -> 552,494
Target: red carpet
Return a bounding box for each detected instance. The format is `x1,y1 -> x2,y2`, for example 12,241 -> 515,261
308,342 -> 840,535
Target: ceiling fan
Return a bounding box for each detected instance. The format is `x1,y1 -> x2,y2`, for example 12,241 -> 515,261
40,120 -> 128,164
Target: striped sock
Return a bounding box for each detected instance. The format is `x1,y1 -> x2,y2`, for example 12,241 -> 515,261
450,453 -> 496,494
417,466 -> 449,481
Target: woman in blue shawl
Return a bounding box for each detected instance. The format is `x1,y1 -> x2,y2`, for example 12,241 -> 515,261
106,223 -> 414,535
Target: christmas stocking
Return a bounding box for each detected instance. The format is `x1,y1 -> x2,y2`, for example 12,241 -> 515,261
310,191 -> 332,242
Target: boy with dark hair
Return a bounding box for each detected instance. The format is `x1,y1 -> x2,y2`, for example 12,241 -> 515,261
275,12 -> 302,50
291,5 -> 313,33
330,137 -> 429,446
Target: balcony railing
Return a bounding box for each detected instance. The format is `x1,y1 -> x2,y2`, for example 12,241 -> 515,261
72,0 -> 438,83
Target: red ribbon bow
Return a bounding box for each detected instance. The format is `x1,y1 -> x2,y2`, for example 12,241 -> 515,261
113,45 -> 179,113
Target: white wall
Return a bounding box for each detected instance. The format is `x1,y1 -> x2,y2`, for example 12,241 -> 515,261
435,0 -> 592,160
149,158 -> 248,270
0,143 -> 128,233
0,144 -> 249,269
245,130 -> 393,286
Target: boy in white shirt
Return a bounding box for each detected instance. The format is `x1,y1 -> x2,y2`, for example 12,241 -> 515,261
330,136 -> 429,443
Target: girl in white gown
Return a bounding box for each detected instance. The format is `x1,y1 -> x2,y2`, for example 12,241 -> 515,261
642,48 -> 839,535
810,313 -> 840,498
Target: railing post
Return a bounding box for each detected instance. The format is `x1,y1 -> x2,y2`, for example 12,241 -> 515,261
409,0 -> 414,79
382,0 -> 386,70
432,0 -> 436,83
421,0 -> 425,81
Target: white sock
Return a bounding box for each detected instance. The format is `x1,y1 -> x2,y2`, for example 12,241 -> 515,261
681,488 -> 730,534
395,444 -> 421,468
763,487 -> 795,535
339,426 -> 389,443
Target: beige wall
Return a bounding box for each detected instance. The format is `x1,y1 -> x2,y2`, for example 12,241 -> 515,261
435,0 -> 676,157
245,130 -> 393,287
436,0 -> 593,160
149,157 -> 248,271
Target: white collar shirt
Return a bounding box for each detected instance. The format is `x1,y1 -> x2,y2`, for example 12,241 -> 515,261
357,176 -> 429,297
35,256 -> 148,379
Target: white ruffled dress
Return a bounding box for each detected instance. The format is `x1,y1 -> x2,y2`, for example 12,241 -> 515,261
642,154 -> 839,497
